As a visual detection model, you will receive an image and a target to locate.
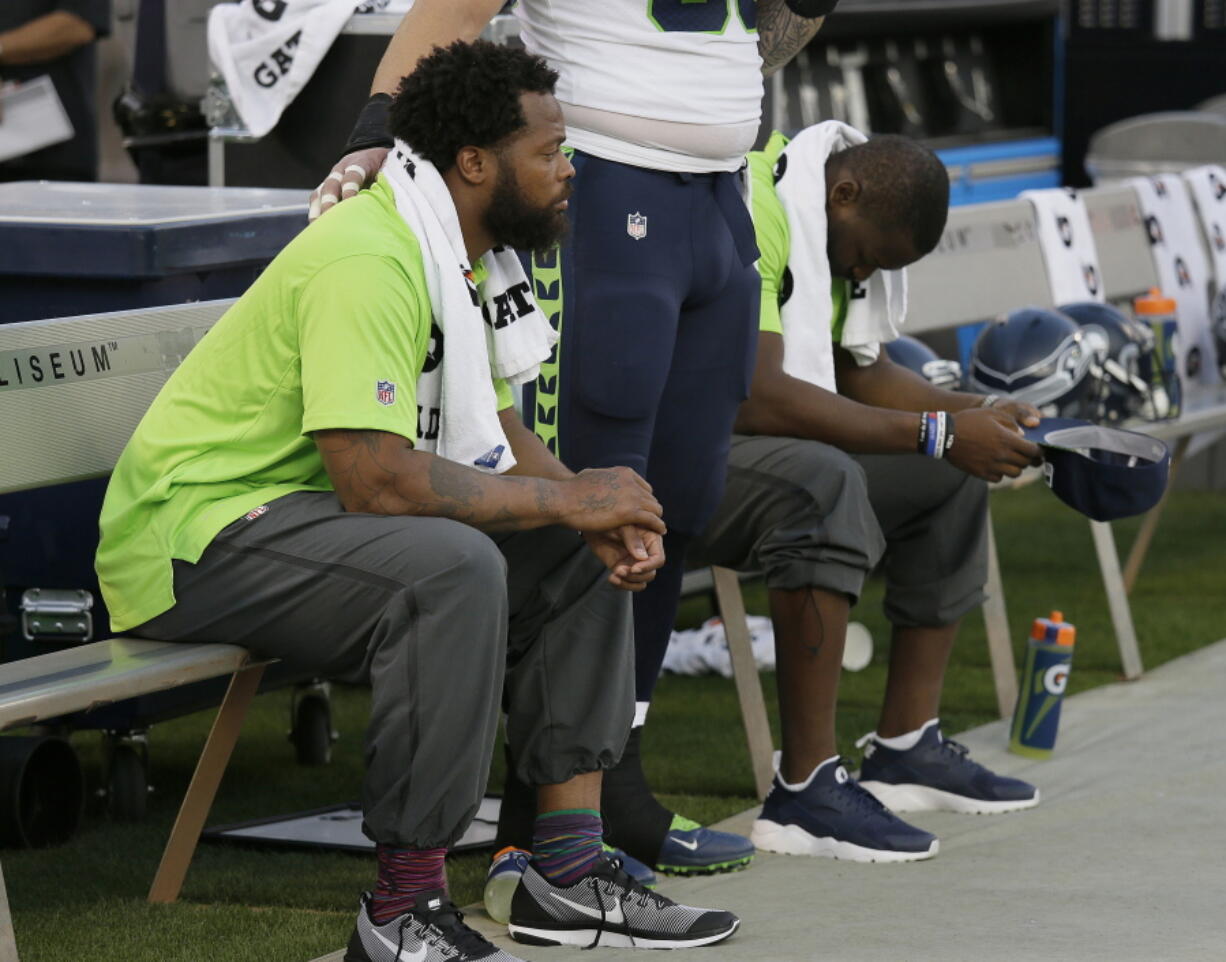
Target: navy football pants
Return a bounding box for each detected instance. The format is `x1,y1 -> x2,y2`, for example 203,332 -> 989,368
525,151 -> 760,704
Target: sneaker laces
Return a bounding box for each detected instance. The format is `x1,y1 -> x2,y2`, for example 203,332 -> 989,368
835,759 -> 891,815
415,900 -> 497,959
583,858 -> 673,950
937,737 -> 985,773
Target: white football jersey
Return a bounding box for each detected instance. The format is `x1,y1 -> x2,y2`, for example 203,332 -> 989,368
514,0 -> 763,172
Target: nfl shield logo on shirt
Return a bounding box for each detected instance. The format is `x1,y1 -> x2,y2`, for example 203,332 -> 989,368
376,380 -> 396,405
626,212 -> 648,241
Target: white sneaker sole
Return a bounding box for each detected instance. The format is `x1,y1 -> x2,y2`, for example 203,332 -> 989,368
859,780 -> 1041,815
749,819 -> 938,863
508,918 -> 740,949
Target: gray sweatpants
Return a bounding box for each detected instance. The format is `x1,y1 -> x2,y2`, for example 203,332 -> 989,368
687,435 -> 989,627
133,491 -> 634,849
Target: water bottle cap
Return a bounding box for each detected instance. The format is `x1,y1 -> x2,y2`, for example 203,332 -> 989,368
1050,611 -> 1063,622
1133,287 -> 1177,316
1054,624 -> 1076,647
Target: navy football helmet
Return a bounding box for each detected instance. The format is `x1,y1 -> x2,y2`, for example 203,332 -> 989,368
967,307 -> 1097,417
1058,301 -> 1168,422
884,335 -> 963,389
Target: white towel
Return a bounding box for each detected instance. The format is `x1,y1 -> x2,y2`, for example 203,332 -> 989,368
381,140 -> 557,473
772,122 -> 907,392
208,0 -> 357,139
1182,165 -> 1226,297
1021,187 -> 1104,304
1129,175 -> 1217,388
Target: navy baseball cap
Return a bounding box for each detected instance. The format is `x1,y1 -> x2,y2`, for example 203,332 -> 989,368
1021,418 -> 1170,522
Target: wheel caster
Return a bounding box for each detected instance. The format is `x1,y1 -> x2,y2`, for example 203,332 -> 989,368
289,684 -> 336,766
105,735 -> 149,821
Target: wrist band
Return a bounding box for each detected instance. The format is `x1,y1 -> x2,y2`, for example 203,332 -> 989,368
917,411 -> 950,459
343,93 -> 394,154
978,394 -> 1001,408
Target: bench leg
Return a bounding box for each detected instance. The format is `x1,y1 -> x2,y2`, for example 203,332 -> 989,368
982,515 -> 1020,720
148,663 -> 266,904
0,860 -> 18,962
711,567 -> 775,801
1090,521 -> 1144,680
1122,434 -> 1189,594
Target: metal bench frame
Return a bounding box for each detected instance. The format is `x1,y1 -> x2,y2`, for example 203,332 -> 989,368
0,301 -> 249,962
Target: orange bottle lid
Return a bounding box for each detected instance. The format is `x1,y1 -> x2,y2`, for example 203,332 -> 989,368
1054,625 -> 1076,647
1134,287 -> 1176,316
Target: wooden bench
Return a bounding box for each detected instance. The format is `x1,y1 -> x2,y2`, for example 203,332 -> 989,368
0,301 -> 262,962
708,182 -> 1226,800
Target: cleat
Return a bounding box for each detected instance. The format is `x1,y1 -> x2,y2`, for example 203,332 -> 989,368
751,755 -> 938,863
655,813 -> 754,876
857,721 -> 1040,815
508,856 -> 739,949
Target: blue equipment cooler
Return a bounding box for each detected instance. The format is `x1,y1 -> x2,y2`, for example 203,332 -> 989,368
0,182 -> 322,823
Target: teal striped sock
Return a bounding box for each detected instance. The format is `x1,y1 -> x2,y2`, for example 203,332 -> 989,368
532,809 -> 603,886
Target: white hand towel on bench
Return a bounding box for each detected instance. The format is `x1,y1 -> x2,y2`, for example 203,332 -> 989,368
1021,186 -> 1104,304
1129,175 -> 1216,389
1181,165 -> 1226,313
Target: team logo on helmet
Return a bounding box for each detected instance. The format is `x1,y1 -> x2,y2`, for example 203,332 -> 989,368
626,212 -> 648,241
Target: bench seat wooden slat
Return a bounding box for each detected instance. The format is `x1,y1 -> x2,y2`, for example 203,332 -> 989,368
0,640 -> 249,732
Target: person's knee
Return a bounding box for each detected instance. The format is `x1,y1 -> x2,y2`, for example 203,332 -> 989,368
755,451 -> 883,585
441,524 -> 507,591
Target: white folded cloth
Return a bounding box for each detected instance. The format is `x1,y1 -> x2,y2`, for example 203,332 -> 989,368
381,140 -> 557,472
1021,186 -> 1105,304
1128,175 -> 1216,387
208,0 -> 356,138
771,122 -> 908,392
1181,165 -> 1226,300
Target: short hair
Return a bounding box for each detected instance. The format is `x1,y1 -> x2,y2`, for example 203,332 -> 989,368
829,136 -> 950,255
388,40 -> 559,172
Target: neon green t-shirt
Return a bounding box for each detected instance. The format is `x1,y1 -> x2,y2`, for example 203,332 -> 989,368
97,175 -> 512,631
749,131 -> 847,340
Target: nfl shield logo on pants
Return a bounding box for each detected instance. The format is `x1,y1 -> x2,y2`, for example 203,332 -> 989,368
627,212 -> 648,241
376,380 -> 396,405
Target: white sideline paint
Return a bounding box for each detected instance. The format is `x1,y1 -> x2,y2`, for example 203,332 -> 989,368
748,820 -> 938,863
858,780 -> 1041,815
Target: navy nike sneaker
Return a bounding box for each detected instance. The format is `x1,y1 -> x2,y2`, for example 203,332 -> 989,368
750,754 -> 938,862
857,721 -> 1040,815
655,814 -> 755,876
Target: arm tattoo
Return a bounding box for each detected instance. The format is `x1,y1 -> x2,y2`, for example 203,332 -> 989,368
316,429 -> 558,532
756,0 -> 825,77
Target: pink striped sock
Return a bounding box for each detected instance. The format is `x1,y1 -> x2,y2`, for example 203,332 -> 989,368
369,845 -> 447,925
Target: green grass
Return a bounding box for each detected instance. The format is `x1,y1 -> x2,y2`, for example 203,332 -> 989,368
6,485 -> 1225,961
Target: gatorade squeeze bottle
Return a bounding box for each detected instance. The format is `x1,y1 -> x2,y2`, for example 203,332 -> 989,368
1008,611 -> 1075,759
1133,288 -> 1181,419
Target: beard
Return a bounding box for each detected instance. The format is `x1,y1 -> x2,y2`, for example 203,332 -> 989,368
483,166 -> 570,255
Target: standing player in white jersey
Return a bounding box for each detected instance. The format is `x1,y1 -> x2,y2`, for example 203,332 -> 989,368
312,0 -> 838,882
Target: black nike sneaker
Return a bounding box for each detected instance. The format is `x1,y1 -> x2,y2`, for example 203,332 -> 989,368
346,889 -> 525,962
507,856 -> 740,949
